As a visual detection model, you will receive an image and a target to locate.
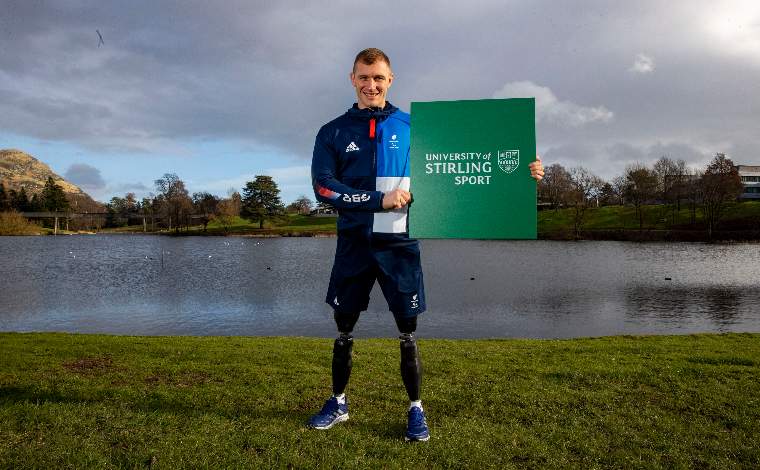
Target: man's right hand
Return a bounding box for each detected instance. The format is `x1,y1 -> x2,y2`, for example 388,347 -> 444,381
382,189 -> 412,210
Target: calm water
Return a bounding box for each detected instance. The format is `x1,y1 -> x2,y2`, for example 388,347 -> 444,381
1,235 -> 759,338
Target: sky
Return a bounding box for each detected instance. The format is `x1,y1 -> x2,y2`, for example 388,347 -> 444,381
1,0 -> 759,204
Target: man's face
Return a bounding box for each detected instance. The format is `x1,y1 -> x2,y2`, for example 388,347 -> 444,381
350,60 -> 394,109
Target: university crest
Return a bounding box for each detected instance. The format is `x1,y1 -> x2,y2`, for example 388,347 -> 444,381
498,150 -> 519,174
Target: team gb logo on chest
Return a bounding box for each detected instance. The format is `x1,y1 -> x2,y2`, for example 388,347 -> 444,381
388,134 -> 400,150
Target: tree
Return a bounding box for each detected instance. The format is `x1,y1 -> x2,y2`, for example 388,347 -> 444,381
29,193 -> 44,212
141,195 -> 157,231
217,191 -> 241,233
539,163 -> 573,210
568,167 -> 604,238
653,156 -> 688,225
597,182 -> 617,206
700,153 -> 743,240
154,173 -> 193,233
192,192 -> 220,232
41,177 -> 70,212
624,164 -> 658,230
105,194 -> 138,227
241,175 -> 285,229
611,175 -> 627,205
10,187 -> 30,212
287,195 -> 314,215
0,182 -> 9,211
685,168 -> 702,226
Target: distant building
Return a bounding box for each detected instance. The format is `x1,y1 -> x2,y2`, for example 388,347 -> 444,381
736,165 -> 760,200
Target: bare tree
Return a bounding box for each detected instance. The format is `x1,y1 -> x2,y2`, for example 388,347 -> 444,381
287,195 -> 314,215
611,175 -> 627,205
700,153 -> 743,240
539,163 -> 573,211
568,167 -> 604,239
217,191 -> 241,233
653,156 -> 688,225
154,173 -> 193,233
192,192 -> 220,232
624,163 -> 658,230
686,167 -> 702,226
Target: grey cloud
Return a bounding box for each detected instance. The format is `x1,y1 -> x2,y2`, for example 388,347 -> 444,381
493,81 -> 613,127
112,182 -> 149,192
65,163 -> 106,189
1,0 -> 759,179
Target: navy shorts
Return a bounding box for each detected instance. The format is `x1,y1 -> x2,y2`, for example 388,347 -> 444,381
326,235 -> 426,317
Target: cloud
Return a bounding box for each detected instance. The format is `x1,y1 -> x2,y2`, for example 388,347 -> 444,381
493,81 -> 614,127
64,163 -> 106,189
201,165 -> 311,200
112,182 -> 150,192
630,53 -> 655,74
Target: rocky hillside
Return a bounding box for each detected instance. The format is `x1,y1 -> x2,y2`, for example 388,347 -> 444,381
0,149 -> 104,211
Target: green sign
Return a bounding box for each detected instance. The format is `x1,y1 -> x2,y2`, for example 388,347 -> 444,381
408,98 -> 537,239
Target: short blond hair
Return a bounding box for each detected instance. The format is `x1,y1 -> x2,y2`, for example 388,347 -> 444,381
353,48 -> 391,72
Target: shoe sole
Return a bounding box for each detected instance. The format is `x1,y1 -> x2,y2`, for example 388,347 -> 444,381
309,413 -> 349,430
404,434 -> 430,442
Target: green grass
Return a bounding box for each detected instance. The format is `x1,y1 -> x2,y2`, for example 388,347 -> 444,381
1,333 -> 759,468
99,214 -> 338,236
539,201 -> 760,234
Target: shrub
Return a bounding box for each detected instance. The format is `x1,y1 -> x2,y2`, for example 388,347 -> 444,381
0,210 -> 43,235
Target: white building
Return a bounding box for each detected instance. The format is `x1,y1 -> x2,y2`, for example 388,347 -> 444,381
736,165 -> 760,200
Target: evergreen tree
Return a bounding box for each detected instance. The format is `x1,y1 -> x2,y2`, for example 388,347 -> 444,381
41,177 -> 70,212
11,187 -> 30,212
29,193 -> 44,212
241,175 -> 284,229
0,182 -> 9,211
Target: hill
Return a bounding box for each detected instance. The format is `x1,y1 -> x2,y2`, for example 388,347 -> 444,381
0,148 -> 104,212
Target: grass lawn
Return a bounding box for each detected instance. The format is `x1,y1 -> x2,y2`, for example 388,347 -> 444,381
1,332 -> 759,468
539,201 -> 760,234
98,214 -> 338,236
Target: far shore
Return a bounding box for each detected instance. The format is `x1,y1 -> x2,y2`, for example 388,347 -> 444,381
4,201 -> 760,241
6,227 -> 760,243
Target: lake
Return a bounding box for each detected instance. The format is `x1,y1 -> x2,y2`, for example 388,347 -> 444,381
1,235 -> 759,338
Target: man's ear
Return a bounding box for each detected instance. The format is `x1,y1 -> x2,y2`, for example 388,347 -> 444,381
387,72 -> 394,88
349,72 -> 356,87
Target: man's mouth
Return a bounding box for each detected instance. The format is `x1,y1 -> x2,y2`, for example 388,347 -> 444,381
363,90 -> 380,99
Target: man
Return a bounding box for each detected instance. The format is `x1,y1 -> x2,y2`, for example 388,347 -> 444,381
308,48 -> 544,442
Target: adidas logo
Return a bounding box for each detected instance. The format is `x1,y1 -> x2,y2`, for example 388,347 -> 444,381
346,142 -> 359,152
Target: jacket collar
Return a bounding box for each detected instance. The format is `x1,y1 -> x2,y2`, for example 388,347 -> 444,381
346,102 -> 397,121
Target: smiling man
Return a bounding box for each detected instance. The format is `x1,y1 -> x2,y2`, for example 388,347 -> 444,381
308,48 -> 544,442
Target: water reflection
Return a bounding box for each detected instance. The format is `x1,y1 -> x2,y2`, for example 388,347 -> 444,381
0,236 -> 759,338
624,285 -> 752,331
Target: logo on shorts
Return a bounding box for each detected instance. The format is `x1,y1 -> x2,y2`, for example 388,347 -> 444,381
410,293 -> 419,309
498,150 -> 519,173
333,296 -> 340,306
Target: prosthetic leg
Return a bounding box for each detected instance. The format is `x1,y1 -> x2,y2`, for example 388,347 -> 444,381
395,315 -> 422,401
307,311 -> 360,429
332,310 -> 360,395
399,332 -> 422,400
395,314 -> 429,441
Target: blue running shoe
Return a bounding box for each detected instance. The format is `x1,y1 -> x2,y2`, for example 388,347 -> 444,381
307,396 -> 349,430
405,406 -> 430,442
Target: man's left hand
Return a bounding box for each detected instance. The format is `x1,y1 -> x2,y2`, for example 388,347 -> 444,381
529,155 -> 544,181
